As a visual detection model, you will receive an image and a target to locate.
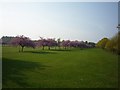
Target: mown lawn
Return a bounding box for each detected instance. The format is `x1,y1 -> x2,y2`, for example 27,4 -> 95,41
2,46 -> 118,88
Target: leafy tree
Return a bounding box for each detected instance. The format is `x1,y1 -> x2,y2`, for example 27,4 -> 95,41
61,40 -> 70,49
79,41 -> 87,48
97,32 -> 120,55
105,32 -> 120,54
38,37 -> 48,50
11,35 -> 35,52
38,38 -> 57,50
46,38 -> 57,50
96,38 -> 109,49
105,39 -> 114,51
88,42 -> 96,48
69,40 -> 81,48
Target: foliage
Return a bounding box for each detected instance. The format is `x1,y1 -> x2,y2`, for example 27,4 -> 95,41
2,35 -> 95,51
38,37 -> 57,50
38,38 -> 95,50
96,38 -> 109,49
46,38 -> 57,50
97,32 -> 120,55
105,32 -> 120,54
105,39 -> 114,51
61,40 -> 71,49
10,35 -> 35,52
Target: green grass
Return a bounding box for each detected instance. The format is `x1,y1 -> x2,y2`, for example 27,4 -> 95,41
2,46 -> 118,88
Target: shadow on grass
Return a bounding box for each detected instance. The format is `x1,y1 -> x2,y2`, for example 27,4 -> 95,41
2,58 -> 48,88
24,51 -> 57,54
50,49 -> 72,52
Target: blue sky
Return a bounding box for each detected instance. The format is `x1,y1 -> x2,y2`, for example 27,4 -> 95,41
0,2 -> 118,42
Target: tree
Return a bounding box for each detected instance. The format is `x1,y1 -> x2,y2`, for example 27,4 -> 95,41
46,38 -> 57,50
111,33 -> 119,53
11,35 -> 35,52
105,32 -> 120,54
105,39 -> 114,51
79,41 -> 86,48
69,40 -> 80,48
61,40 -> 70,49
88,42 -> 96,48
96,32 -> 120,55
96,38 -> 109,49
38,38 -> 48,50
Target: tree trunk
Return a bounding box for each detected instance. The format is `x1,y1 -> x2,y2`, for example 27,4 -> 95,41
19,45 -> 20,52
42,46 -> 44,50
65,47 -> 66,50
21,46 -> 24,52
59,46 -> 60,50
48,46 -> 50,50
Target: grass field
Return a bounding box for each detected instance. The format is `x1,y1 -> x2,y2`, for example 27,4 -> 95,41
2,46 -> 118,88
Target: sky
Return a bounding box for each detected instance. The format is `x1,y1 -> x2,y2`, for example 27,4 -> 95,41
0,2 -> 118,43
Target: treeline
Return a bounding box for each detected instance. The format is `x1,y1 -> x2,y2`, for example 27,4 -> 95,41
37,37 -> 95,50
1,34 -> 119,54
96,32 -> 120,55
1,35 -> 95,52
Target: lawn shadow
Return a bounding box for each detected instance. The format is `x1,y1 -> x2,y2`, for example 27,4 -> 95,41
24,51 -> 57,54
50,49 -> 72,52
2,58 -> 48,88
